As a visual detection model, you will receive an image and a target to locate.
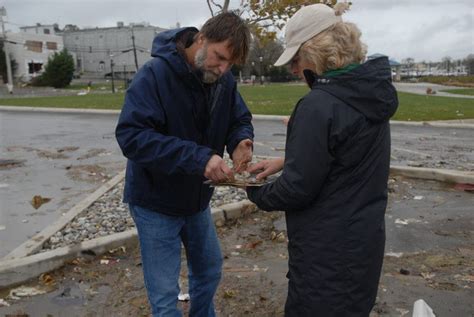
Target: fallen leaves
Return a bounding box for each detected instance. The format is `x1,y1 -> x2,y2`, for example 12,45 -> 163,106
30,195 -> 52,209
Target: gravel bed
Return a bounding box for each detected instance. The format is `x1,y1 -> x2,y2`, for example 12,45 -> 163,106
40,181 -> 248,252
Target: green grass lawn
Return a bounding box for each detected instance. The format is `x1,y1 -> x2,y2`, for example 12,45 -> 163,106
439,88 -> 474,96
1,83 -> 473,121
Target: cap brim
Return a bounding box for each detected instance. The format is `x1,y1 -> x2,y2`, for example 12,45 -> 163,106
274,45 -> 300,67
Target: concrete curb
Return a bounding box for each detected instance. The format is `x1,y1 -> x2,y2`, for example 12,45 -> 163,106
389,120 -> 474,129
390,165 -> 474,184
1,106 -> 473,129
3,171 -> 126,260
0,200 -> 257,289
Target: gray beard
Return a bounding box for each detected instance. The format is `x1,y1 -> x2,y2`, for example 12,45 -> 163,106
195,46 -> 220,84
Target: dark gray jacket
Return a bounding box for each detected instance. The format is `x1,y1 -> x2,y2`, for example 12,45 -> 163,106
247,57 -> 398,316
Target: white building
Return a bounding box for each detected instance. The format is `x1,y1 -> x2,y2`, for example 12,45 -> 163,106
4,30 -> 64,82
63,22 -> 166,77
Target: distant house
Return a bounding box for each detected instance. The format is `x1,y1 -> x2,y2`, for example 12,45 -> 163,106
3,28 -> 63,82
367,53 -> 401,81
62,22 -> 167,77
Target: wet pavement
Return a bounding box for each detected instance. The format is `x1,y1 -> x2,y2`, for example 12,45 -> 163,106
0,110 -> 125,258
1,109 -> 473,260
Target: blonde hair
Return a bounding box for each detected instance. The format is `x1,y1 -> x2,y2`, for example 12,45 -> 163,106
299,22 -> 367,75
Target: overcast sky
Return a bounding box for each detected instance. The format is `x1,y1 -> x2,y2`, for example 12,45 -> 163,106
1,0 -> 473,63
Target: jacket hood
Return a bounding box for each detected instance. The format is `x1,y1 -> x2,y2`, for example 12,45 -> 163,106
304,57 -> 398,122
151,27 -> 198,75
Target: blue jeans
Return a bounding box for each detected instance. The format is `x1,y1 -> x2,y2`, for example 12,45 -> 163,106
129,204 -> 222,317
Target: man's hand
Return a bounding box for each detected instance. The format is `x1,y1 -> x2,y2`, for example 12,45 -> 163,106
247,158 -> 284,181
204,154 -> 234,182
232,139 -> 253,173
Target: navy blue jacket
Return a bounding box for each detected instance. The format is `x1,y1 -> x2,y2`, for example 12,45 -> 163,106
116,27 -> 253,216
247,57 -> 398,316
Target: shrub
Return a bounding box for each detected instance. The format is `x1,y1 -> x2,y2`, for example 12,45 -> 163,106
38,49 -> 75,88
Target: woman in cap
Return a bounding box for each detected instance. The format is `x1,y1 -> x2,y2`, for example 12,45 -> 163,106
246,3 -> 398,316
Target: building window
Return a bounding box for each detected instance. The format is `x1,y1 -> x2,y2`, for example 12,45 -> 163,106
89,46 -> 92,53
98,61 -> 105,71
25,40 -> 43,53
43,29 -> 50,34
46,42 -> 58,50
28,61 -> 43,74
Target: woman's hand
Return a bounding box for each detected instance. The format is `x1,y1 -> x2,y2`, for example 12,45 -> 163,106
247,158 -> 284,181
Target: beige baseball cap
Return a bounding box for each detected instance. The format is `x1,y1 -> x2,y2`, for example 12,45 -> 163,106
274,4 -> 343,67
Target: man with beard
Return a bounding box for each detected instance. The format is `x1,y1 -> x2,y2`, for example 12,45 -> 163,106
115,12 -> 253,317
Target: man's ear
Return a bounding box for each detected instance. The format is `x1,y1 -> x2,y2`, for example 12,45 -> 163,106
196,33 -> 205,44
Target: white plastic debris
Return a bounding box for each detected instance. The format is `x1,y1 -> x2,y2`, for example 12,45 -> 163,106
0,183 -> 9,189
414,196 -> 424,200
413,299 -> 436,317
0,298 -> 10,307
395,218 -> 421,225
386,252 -> 404,258
0,225 -> 5,231
8,286 -> 46,299
178,292 -> 190,301
395,219 -> 409,225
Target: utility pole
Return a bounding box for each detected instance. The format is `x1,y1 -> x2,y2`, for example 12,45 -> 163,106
110,55 -> 115,93
123,64 -> 127,89
131,26 -> 139,71
0,7 -> 14,94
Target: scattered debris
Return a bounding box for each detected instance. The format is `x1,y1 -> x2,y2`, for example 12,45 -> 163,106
395,307 -> 410,316
39,273 -> 56,286
0,298 -> 10,307
0,225 -> 6,231
414,195 -> 424,200
36,149 -> 69,160
386,252 -> 404,258
0,159 -> 26,169
252,265 -> 268,272
8,286 -> 46,300
0,183 -> 9,188
399,268 -> 411,275
454,183 -> 474,193
31,195 -> 52,209
413,299 -> 436,317
395,218 -> 421,225
77,148 -> 109,160
244,240 -> 262,249
420,272 -> 436,280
